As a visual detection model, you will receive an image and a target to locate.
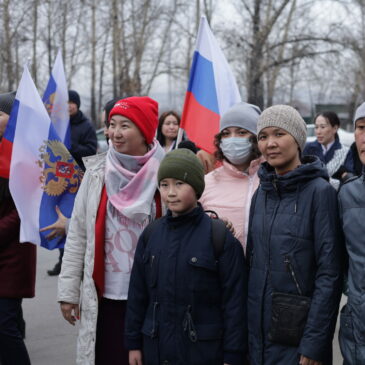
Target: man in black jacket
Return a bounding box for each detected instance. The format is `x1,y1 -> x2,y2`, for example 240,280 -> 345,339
68,90 -> 97,171
47,90 -> 97,276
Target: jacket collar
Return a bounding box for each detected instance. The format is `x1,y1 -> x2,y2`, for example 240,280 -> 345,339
83,152 -> 106,174
222,156 -> 264,178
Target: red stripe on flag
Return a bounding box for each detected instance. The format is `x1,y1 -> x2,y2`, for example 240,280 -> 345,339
0,138 -> 13,178
181,91 -> 220,154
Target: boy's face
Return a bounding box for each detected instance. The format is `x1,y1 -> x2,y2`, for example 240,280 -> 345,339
159,178 -> 198,217
355,118 -> 365,165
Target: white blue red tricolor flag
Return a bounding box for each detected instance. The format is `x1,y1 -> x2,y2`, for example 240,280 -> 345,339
43,50 -> 70,148
6,66 -> 82,249
180,16 -> 241,153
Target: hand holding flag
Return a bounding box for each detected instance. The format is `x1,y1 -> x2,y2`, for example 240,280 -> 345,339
8,65 -> 82,249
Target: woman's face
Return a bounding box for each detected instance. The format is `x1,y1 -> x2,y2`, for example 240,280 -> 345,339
0,111 -> 10,138
161,115 -> 179,140
108,115 -> 147,156
258,127 -> 301,174
221,127 -> 253,139
314,115 -> 338,147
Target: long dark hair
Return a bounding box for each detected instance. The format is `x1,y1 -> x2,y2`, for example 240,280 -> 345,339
156,110 -> 181,147
213,131 -> 261,162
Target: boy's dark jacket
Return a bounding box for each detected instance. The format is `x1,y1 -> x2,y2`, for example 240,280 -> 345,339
246,156 -> 343,365
125,205 -> 247,365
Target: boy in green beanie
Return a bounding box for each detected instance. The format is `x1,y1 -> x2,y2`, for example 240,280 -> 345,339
126,148 -> 248,365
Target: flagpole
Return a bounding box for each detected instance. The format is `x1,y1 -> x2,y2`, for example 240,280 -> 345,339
175,127 -> 184,149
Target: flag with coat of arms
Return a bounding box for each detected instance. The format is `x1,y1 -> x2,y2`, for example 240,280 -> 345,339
6,65 -> 82,249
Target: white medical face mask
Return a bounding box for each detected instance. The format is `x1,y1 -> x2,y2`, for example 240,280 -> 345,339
220,137 -> 252,165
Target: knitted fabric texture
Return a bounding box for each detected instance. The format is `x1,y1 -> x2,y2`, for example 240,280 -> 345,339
109,96 -> 158,145
158,148 -> 205,198
0,92 -> 16,115
353,101 -> 365,126
220,102 -> 261,135
68,90 -> 81,108
257,105 -> 307,151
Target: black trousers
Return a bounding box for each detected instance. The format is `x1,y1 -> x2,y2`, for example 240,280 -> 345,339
95,298 -> 128,365
0,298 -> 31,365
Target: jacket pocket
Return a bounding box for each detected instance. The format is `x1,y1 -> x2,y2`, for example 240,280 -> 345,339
188,324 -> 223,365
188,255 -> 219,291
143,251 -> 160,288
339,305 -> 356,364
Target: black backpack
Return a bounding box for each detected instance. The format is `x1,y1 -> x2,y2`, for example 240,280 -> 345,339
143,214 -> 226,260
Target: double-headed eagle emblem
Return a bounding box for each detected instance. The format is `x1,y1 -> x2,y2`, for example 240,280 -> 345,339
36,140 -> 83,196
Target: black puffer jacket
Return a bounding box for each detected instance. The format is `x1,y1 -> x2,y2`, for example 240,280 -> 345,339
247,156 -> 343,365
70,110 -> 97,170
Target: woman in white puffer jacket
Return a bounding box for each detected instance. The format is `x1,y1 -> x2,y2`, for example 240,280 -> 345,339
57,96 -> 165,365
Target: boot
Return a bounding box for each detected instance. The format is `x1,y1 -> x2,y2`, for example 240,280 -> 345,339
47,261 -> 61,276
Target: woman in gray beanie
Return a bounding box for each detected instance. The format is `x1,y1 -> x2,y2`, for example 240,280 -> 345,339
246,105 -> 342,365
200,102 -> 263,250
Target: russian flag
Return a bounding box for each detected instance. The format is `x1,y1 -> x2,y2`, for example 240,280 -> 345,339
8,66 -> 83,249
43,50 -> 71,148
181,16 -> 241,154
0,98 -> 16,178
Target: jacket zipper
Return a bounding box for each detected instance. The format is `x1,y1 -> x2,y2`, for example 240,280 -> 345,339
284,255 -> 303,296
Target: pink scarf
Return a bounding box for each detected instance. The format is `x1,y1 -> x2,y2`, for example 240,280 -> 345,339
105,140 -> 165,221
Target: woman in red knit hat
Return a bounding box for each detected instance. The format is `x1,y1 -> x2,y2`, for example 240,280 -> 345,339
57,96 -> 165,365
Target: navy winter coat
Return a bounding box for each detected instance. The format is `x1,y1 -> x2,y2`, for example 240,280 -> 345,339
125,205 -> 247,365
338,172 -> 365,363
246,156 -> 342,365
70,110 -> 97,171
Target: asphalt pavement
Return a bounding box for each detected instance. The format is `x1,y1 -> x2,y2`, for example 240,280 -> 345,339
23,246 -> 345,365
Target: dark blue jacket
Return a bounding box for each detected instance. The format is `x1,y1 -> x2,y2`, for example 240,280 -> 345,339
303,136 -> 351,179
125,205 -> 247,365
70,110 -> 97,171
338,173 -> 365,364
303,137 -> 342,164
246,156 -> 342,365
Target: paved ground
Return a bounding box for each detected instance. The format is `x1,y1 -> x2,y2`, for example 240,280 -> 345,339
23,247 -> 345,365
23,247 -> 78,365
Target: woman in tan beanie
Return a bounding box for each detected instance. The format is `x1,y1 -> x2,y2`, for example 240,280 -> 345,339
246,105 -> 342,365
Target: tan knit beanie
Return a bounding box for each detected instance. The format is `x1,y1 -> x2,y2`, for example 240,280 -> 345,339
257,105 -> 307,151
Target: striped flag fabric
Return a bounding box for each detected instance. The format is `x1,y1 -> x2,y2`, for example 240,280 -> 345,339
180,16 -> 241,153
43,50 -> 70,148
8,65 -> 83,249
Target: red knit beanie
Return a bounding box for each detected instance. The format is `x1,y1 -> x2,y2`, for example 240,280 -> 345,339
108,96 -> 158,144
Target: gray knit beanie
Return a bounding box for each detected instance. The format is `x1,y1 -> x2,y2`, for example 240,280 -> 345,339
353,102 -> 365,126
220,102 -> 261,135
257,105 -> 307,151
0,92 -> 16,115
158,148 -> 205,198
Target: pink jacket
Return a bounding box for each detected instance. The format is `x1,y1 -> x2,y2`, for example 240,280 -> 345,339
200,158 -> 263,250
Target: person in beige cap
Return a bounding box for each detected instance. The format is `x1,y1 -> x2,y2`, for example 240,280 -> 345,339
246,105 -> 342,365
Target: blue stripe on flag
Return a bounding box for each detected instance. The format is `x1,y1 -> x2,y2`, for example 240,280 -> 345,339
187,51 -> 219,115
38,123 -> 82,250
3,99 -> 20,143
42,75 -> 57,106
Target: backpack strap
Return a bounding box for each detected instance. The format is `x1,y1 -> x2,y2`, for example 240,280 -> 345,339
211,218 -> 226,260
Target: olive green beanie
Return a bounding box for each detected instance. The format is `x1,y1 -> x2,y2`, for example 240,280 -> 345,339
157,148 -> 205,198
